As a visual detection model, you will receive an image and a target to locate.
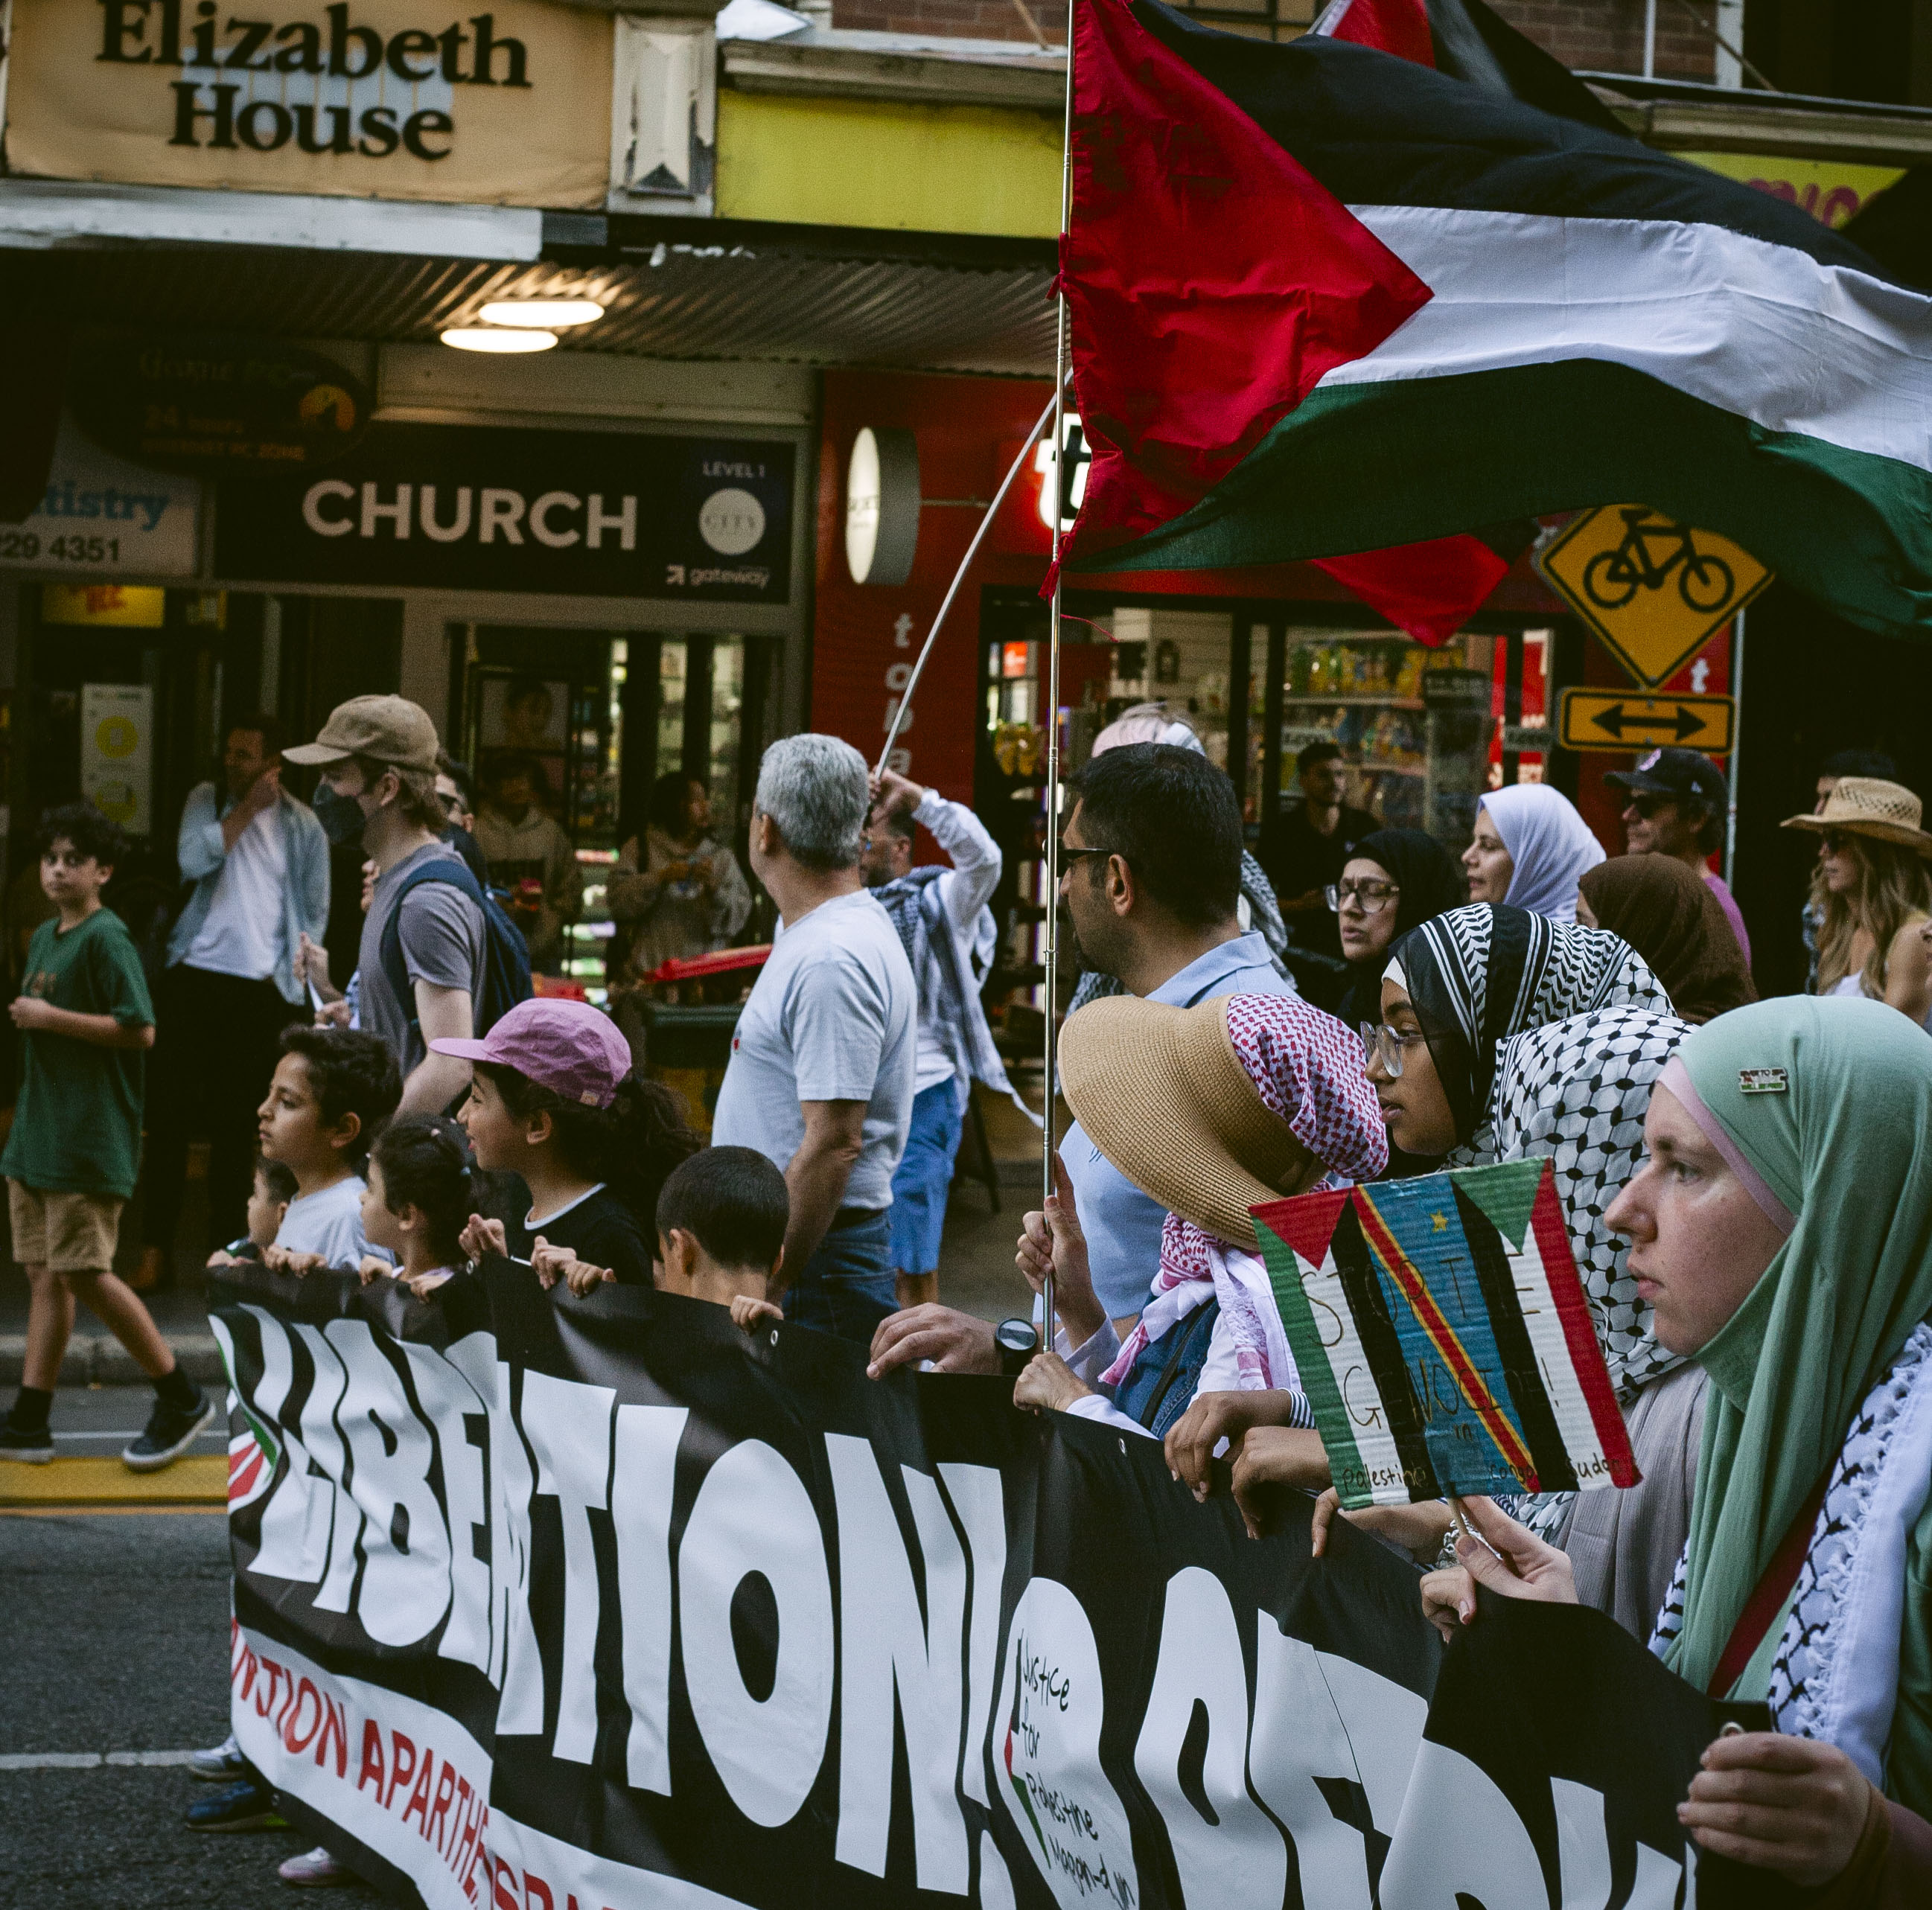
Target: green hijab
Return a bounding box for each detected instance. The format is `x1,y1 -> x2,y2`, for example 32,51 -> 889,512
1665,997 -> 1932,1794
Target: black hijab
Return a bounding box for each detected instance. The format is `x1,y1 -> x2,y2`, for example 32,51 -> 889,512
1336,828 -> 1468,1031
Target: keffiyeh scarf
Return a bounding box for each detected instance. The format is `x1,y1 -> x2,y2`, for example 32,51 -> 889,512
1490,1006 -> 1693,1398
1652,1321 -> 1932,1790
1393,904 -> 1670,1156
1100,993 -> 1381,1393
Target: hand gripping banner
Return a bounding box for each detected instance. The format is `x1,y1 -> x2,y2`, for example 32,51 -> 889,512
210,1259 -> 1757,1910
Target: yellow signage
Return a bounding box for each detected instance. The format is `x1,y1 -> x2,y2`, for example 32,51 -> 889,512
1558,687 -> 1735,755
5,0 -> 611,210
1680,151 -> 1903,231
41,584 -> 168,628
1536,505 -> 1772,686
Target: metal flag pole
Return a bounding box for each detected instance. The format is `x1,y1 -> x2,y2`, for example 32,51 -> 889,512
873,377 -> 1068,782
1039,6 -> 1076,1355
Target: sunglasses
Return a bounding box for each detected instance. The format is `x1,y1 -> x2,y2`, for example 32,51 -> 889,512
1820,829 -> 1856,855
1625,794 -> 1671,818
1059,843 -> 1121,869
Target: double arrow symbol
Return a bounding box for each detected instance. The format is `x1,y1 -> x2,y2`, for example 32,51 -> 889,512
1589,702 -> 1709,741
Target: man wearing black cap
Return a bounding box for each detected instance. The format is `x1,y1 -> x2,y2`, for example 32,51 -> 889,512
1605,746 -> 1750,964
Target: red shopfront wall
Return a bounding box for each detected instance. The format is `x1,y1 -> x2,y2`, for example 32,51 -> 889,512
811,368 -> 1400,809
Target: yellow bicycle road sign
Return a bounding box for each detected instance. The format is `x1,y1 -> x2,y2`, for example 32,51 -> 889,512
1558,688 -> 1735,755
1535,505 -> 1773,686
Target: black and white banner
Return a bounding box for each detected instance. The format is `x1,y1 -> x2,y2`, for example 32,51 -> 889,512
210,1262 -> 1752,1910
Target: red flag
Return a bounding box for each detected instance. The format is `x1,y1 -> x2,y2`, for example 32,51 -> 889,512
1056,0 -> 1524,642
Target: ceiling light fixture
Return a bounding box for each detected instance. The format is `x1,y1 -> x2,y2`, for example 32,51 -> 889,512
477,298 -> 605,328
439,327 -> 558,354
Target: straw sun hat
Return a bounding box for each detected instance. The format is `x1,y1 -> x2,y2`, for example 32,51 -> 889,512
1782,776 -> 1932,857
1057,994 -> 1326,1251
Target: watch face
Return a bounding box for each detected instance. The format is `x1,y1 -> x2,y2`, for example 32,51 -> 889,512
995,1318 -> 1038,1355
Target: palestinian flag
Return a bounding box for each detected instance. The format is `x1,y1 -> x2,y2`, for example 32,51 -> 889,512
1059,0 -> 1932,639
1253,1161 -> 1636,1510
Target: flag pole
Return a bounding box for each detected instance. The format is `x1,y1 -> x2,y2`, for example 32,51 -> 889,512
1039,4 -> 1075,1356
873,379 -> 1066,783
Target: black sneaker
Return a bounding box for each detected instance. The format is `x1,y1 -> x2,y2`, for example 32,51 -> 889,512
184,1778 -> 285,1833
122,1390 -> 215,1472
0,1421 -> 55,1464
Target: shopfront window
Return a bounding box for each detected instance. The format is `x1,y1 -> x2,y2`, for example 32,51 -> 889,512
456,625 -> 768,1003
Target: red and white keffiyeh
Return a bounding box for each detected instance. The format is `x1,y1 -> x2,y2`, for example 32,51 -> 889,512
1100,994 -> 1383,1390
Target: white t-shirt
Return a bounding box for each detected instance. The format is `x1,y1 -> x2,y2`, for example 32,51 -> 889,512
711,888 -> 916,1211
277,1175 -> 379,1271
185,802 -> 288,981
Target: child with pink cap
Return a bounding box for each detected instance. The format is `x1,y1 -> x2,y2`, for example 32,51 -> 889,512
435,997 -> 697,1287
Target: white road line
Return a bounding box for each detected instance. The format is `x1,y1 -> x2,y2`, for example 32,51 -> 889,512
0,1749 -> 200,1770
51,1431 -> 225,1443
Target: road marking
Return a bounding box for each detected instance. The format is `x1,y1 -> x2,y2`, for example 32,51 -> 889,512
50,1431 -> 226,1443
0,1749 -> 202,1770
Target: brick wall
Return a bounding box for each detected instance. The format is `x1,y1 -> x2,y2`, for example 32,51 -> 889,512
829,0 -> 1718,81
832,0 -> 1068,42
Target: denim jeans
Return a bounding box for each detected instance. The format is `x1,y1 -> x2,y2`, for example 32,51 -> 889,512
785,1209 -> 895,1344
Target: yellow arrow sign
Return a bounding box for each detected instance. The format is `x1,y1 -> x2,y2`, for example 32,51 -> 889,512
1558,688 -> 1735,754
1535,505 -> 1772,686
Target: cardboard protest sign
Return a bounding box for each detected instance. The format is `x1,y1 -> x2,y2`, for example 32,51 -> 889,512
1254,1160 -> 1638,1509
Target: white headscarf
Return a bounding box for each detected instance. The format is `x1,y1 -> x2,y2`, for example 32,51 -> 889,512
1482,783 -> 1606,923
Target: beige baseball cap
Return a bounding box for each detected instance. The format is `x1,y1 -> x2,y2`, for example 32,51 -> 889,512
284,695 -> 439,773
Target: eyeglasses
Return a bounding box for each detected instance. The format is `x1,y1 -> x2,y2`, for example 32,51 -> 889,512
1625,794 -> 1674,818
1820,829 -> 1853,855
1058,843 -> 1121,869
1360,1021 -> 1426,1080
1327,880 -> 1400,914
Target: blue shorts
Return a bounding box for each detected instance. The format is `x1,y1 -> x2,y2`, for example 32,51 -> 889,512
887,1080 -> 966,1278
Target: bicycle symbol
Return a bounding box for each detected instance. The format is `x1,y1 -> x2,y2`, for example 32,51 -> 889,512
1581,508 -> 1735,615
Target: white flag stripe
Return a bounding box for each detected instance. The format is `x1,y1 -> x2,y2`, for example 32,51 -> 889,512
1501,1238 -> 1615,1489
1323,205 -> 1932,475
1292,1245 -> 1415,1507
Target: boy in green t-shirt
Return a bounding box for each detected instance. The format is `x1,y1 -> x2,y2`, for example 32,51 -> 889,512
0,805 -> 210,1470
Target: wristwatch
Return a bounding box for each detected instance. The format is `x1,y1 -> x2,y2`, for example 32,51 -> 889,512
995,1317 -> 1041,1377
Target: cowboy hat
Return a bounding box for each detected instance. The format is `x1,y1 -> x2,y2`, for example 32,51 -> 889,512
1057,994 -> 1326,1251
1781,776 -> 1932,857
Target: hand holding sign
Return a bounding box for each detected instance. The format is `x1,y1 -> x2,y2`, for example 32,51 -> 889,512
1253,1160 -> 1638,1509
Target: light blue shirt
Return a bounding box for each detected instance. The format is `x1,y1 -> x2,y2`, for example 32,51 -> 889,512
1063,931 -> 1298,1323
166,782 -> 331,1006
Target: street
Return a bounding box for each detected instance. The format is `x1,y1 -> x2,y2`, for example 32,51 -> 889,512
1,1390 -> 341,1909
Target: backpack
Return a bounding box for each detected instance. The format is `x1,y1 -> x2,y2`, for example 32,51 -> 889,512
377,855 -> 532,1044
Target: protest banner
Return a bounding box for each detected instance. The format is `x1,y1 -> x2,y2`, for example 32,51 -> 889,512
211,1259 -> 1741,1910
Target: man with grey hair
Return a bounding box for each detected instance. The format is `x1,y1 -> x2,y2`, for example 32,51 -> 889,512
711,734 -> 917,1339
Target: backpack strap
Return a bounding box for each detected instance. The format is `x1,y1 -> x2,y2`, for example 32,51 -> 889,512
377,856 -> 485,1047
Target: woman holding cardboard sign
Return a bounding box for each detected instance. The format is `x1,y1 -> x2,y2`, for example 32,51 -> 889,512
1421,996 -> 1932,1900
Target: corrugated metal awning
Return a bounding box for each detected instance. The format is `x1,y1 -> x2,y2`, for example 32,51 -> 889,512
0,223 -> 1057,376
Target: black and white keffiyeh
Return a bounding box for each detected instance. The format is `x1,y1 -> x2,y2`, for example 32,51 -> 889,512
1652,1320 -> 1932,1789
1392,903 -> 1671,1154
1491,1006 -> 1693,1398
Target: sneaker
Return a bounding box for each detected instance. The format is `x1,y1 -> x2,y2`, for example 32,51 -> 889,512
0,1421 -> 55,1464
190,1734 -> 248,1782
123,1390 -> 215,1472
279,1846 -> 357,1886
185,1778 -> 285,1833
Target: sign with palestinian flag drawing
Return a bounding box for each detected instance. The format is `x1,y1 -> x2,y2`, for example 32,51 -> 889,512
1056,0 -> 1932,642
208,1256 -> 1747,1910
1254,1161 -> 1637,1510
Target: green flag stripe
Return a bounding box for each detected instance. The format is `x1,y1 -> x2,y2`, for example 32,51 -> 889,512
1256,1218 -> 1372,1504
1071,361 -> 1932,641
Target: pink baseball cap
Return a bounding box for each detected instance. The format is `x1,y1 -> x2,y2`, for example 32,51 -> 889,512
430,997 -> 631,1108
